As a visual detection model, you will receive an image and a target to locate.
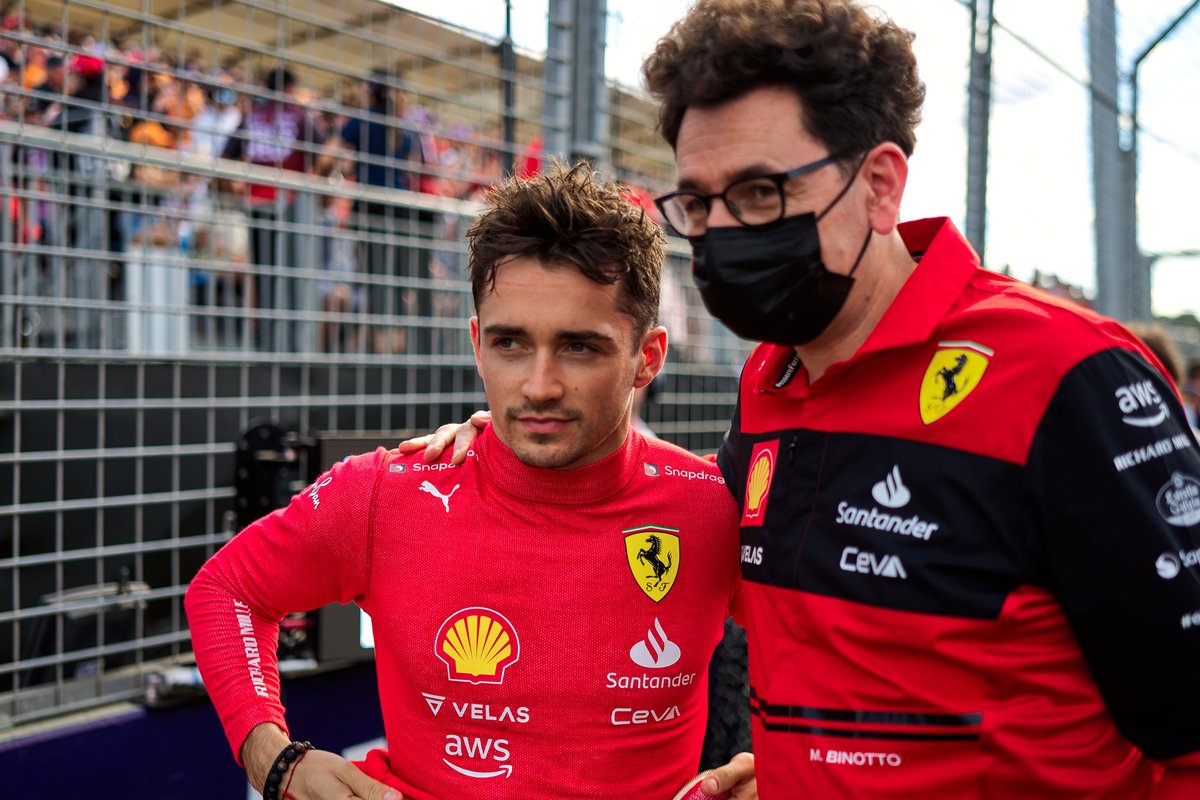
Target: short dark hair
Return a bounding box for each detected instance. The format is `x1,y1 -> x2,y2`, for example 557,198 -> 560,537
467,160 -> 665,340
642,0 -> 926,162
264,66 -> 296,94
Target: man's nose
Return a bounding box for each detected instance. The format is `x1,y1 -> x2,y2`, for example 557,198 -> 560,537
706,196 -> 740,229
522,352 -> 565,404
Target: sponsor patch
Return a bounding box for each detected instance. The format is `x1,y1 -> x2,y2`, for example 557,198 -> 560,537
629,617 -> 682,669
304,475 -> 332,510
835,465 -> 940,541
1156,472 -> 1200,527
840,546 -> 907,579
624,525 -> 680,602
1115,379 -> 1170,428
1156,547 -> 1200,579
741,440 -> 779,527
435,607 -> 520,685
1113,433 -> 1194,472
919,341 -> 992,425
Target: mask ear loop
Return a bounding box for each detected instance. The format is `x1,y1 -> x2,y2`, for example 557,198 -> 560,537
815,152 -> 871,222
814,152 -> 873,278
846,227 -> 873,278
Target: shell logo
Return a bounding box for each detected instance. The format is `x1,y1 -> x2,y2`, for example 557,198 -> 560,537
740,440 -> 779,527
435,607 -> 520,685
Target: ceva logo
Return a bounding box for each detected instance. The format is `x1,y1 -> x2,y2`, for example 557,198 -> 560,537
840,546 -> 907,579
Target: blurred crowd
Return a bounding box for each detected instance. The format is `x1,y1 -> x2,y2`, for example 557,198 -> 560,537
0,11 -> 616,354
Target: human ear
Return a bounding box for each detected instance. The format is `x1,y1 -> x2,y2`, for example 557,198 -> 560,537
633,326 -> 669,388
861,142 -> 909,236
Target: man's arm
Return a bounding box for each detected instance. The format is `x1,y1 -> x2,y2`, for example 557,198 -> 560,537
184,450 -> 391,795
1027,346 -> 1200,792
241,722 -> 401,800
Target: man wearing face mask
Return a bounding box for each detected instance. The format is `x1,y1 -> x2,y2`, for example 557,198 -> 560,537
407,1 -> 1200,796
641,0 -> 1200,797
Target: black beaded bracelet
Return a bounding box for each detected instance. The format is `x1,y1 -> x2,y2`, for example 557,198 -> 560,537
262,740 -> 313,800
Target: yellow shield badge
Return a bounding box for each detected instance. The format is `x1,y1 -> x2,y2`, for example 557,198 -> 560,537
919,341 -> 992,424
624,525 -> 681,603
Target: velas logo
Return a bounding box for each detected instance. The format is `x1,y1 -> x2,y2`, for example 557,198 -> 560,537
741,440 -> 779,527
919,341 -> 992,425
435,607 -> 520,685
624,525 -> 680,602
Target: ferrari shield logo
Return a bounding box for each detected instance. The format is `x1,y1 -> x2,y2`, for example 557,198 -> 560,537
919,341 -> 992,424
624,525 -> 680,603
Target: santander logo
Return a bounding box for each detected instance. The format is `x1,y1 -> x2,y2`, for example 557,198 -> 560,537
629,618 -> 681,669
871,466 -> 911,509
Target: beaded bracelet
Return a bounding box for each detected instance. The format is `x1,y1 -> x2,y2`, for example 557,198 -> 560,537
262,740 -> 313,800
281,748 -> 310,800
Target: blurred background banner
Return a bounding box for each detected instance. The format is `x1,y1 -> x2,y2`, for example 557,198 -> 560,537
0,1 -> 1197,795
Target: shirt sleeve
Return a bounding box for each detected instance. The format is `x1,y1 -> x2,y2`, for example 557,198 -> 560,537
184,449 -> 385,763
1026,346 -> 1200,771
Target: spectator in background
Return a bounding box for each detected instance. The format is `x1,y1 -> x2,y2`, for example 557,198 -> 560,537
222,66 -> 323,352
316,193 -> 363,353
316,67 -> 423,355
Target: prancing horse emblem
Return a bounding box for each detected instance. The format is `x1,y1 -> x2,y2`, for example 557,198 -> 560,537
623,526 -> 681,603
638,536 -> 673,587
420,480 -> 460,512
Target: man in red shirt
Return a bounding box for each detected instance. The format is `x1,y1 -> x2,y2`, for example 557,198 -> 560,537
186,162 -> 755,799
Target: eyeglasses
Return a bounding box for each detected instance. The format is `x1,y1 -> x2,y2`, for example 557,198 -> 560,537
653,153 -> 844,239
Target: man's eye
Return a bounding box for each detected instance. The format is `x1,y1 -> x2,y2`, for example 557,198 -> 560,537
566,342 -> 595,354
494,337 -> 518,349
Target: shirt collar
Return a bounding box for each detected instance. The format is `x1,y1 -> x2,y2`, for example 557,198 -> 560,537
475,423 -> 644,505
747,217 -> 979,392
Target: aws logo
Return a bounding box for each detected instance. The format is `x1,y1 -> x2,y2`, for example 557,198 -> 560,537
919,341 -> 992,424
1115,379 -> 1169,428
435,607 -> 520,685
741,440 -> 779,527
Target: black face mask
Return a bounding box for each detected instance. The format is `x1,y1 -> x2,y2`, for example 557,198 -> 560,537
691,168 -> 871,346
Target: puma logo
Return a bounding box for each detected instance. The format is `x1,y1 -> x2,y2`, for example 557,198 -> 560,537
420,480 -> 460,512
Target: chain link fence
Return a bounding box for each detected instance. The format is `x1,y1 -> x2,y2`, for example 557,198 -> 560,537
0,0 -> 752,736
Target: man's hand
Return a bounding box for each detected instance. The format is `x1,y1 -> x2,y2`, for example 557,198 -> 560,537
698,752 -> 756,799
283,749 -> 402,800
394,410 -> 490,465
242,723 -> 401,800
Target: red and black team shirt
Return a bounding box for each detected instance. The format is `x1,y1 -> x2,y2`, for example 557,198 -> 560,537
719,217 -> 1200,799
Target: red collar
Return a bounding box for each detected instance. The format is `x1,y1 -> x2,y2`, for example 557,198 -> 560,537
747,217 -> 979,392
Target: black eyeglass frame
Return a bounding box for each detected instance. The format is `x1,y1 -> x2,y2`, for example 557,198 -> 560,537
653,152 -> 847,239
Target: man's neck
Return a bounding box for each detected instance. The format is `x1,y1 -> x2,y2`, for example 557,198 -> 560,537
796,232 -> 916,383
